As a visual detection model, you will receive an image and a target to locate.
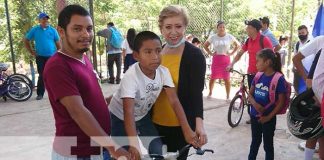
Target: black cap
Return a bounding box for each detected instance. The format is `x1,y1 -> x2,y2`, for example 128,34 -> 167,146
259,17 -> 270,26
245,19 -> 262,31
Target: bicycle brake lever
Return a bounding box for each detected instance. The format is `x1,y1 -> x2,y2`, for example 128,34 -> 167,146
195,148 -> 215,155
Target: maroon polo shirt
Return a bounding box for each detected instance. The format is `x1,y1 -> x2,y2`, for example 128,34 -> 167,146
44,52 -> 110,157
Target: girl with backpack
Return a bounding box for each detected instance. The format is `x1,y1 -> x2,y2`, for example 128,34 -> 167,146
247,48 -> 287,160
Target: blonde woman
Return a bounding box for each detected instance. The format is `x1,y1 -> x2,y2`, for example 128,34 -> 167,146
152,5 -> 207,160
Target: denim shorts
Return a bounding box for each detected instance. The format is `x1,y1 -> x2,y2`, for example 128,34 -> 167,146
110,112 -> 163,155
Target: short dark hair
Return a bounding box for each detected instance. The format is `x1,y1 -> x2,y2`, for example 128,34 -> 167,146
259,17 -> 270,26
58,5 -> 90,31
107,22 -> 114,27
192,37 -> 201,44
216,20 -> 225,28
245,19 -> 262,31
133,31 -> 161,52
298,25 -> 308,31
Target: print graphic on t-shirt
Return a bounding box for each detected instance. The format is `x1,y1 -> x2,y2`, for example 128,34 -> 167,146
254,82 -> 269,102
134,82 -> 160,116
146,83 -> 160,93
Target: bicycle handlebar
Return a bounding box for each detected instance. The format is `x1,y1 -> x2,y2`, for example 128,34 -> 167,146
144,144 -> 214,159
229,69 -> 250,76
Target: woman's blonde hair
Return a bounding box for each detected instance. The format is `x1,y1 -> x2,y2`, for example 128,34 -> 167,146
158,5 -> 189,29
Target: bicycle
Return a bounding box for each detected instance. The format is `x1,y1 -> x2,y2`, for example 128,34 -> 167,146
142,144 -> 214,160
227,69 -> 252,128
0,63 -> 33,102
0,63 -> 33,88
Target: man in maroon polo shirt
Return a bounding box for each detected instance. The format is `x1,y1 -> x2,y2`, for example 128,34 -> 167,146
227,19 -> 272,124
43,5 -> 131,160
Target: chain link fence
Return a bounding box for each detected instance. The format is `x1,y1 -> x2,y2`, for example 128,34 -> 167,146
1,0 -> 321,79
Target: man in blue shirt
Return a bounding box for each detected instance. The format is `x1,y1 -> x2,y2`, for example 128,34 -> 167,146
260,17 -> 281,52
97,22 -> 122,84
24,12 -> 61,100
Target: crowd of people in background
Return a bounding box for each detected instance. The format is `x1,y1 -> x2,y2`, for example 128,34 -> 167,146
21,3 -> 324,160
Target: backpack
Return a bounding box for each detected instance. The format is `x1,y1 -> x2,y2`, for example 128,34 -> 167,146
253,72 -> 292,115
295,40 -> 310,52
245,34 -> 265,49
109,27 -> 123,49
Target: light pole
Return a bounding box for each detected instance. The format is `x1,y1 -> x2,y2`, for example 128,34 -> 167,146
4,0 -> 16,73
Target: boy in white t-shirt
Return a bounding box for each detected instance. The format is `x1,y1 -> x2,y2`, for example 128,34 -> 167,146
108,31 -> 198,160
293,35 -> 324,160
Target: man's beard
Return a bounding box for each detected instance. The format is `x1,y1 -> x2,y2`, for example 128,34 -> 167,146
66,38 -> 91,54
78,48 -> 89,53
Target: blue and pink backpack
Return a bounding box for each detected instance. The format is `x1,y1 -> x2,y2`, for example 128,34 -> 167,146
253,72 -> 292,115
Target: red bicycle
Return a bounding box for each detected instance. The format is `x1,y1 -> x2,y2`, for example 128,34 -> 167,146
227,69 -> 252,127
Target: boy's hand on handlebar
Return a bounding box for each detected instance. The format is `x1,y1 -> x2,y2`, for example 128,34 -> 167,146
128,146 -> 141,160
109,147 -> 133,160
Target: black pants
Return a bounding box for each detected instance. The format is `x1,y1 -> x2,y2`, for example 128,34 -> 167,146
154,124 -> 189,160
248,116 -> 276,160
107,53 -> 121,82
36,56 -> 50,96
247,74 -> 256,115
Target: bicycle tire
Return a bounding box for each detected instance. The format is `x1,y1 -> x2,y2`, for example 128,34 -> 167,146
6,80 -> 32,102
7,74 -> 33,88
228,95 -> 244,128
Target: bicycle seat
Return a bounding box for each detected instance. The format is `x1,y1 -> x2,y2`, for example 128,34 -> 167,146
0,63 -> 9,71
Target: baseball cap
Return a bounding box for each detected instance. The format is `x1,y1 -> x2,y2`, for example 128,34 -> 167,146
244,19 -> 262,31
259,17 -> 270,25
38,12 -> 49,19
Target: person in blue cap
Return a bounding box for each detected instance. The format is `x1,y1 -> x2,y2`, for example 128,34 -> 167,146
24,12 -> 61,100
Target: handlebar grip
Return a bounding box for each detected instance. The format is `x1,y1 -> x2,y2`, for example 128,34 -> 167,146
204,149 -> 214,154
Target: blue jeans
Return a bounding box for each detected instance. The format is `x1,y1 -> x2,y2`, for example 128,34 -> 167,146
110,112 -> 163,156
248,116 -> 276,160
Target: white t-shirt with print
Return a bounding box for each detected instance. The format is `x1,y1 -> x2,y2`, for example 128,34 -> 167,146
299,36 -> 324,101
109,62 -> 175,121
294,38 -> 315,72
207,33 -> 236,55
122,39 -> 133,54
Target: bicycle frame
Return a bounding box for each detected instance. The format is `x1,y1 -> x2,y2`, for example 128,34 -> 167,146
232,70 -> 250,105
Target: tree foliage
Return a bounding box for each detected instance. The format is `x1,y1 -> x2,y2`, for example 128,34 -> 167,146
0,0 -> 320,63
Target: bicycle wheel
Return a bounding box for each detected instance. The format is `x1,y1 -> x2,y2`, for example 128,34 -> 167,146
7,74 -> 33,88
228,95 -> 244,128
6,80 -> 32,102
